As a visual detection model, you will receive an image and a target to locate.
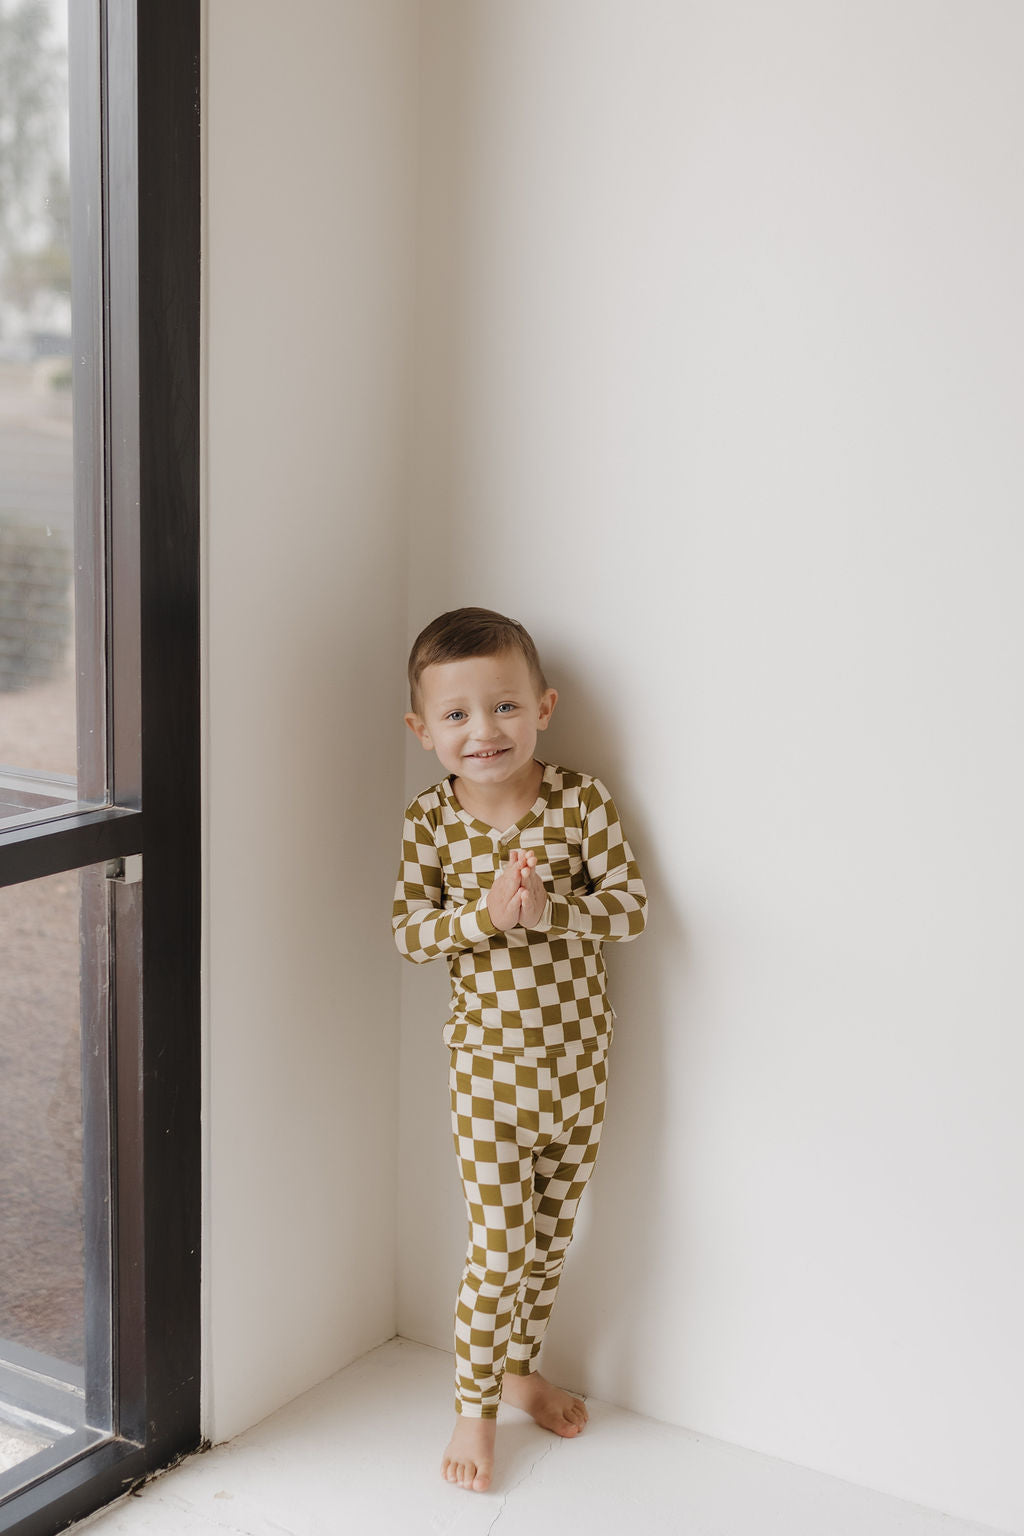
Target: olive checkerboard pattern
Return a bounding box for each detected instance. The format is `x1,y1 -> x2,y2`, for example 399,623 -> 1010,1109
448,1044 -> 609,1416
392,763 -> 648,1056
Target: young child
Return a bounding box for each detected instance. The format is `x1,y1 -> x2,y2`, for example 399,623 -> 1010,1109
392,607 -> 648,1493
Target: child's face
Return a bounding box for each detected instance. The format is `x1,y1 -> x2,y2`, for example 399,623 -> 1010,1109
405,650 -> 557,789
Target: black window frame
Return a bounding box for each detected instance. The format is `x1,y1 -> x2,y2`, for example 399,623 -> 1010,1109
0,0 -> 201,1530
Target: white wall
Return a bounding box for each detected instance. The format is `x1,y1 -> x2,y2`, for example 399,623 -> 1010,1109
398,3 -> 1024,1531
203,0 -> 416,1443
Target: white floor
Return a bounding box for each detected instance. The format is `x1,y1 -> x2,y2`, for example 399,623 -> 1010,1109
72,1338 -> 1010,1536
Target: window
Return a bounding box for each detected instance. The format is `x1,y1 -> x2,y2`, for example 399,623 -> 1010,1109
0,1 -> 200,1531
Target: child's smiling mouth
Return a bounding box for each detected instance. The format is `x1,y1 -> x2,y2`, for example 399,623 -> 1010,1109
466,748 -> 510,760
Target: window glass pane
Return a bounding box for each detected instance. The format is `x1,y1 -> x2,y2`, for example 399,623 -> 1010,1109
0,862 -> 111,1483
0,0 -> 82,828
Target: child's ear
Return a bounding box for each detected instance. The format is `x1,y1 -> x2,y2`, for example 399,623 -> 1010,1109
536,688 -> 558,731
405,712 -> 434,750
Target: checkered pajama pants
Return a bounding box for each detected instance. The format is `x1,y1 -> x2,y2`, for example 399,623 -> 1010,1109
448,1045 -> 609,1417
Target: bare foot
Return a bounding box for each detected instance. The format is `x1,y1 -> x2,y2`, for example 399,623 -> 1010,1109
501,1370 -> 589,1436
441,1416 -> 496,1492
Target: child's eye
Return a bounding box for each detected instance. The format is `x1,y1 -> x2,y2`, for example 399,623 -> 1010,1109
495,702 -> 516,714
445,710 -> 466,723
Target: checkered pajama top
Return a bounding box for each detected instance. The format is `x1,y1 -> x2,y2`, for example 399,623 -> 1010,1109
392,763 -> 647,1056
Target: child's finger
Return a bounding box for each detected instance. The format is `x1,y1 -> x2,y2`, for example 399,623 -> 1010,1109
496,863 -> 521,896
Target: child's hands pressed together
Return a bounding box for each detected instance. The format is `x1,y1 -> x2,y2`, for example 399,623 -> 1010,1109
486,849 -> 548,932
486,855 -> 525,932
514,850 -> 548,929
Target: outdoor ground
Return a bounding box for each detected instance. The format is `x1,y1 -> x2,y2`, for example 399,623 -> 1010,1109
0,360 -> 84,1470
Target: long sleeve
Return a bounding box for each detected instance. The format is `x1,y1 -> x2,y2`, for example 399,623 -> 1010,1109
532,777 -> 647,942
392,803 -> 497,963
